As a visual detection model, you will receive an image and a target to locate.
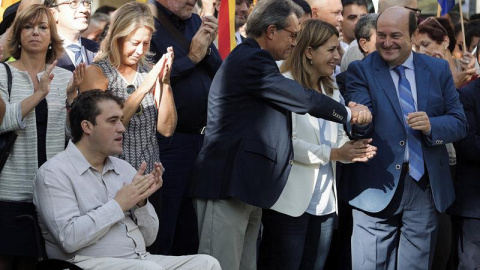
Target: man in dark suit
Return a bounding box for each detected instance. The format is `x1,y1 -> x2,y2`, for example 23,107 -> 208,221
190,0 -> 371,269
449,77 -> 480,269
147,0 -> 222,256
342,7 -> 468,270
44,0 -> 98,71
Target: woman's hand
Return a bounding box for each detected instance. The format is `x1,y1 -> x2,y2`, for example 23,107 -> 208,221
453,52 -> 477,88
66,63 -> 85,101
138,49 -> 172,95
37,60 -> 57,97
333,138 -> 377,163
161,47 -> 174,85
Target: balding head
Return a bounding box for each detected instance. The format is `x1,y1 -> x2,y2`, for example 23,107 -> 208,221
376,7 -> 416,66
378,0 -> 417,13
307,0 -> 343,33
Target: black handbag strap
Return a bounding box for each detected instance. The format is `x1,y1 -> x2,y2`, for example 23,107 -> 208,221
1,62 -> 12,102
148,3 -> 190,52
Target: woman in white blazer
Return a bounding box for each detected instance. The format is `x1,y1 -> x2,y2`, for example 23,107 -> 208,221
258,20 -> 376,270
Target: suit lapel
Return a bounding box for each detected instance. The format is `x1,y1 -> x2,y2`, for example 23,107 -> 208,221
413,53 -> 429,112
57,54 -> 75,72
374,55 -> 404,124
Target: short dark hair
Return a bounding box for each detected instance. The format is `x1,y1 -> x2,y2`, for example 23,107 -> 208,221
407,10 -> 417,36
69,90 -> 124,143
94,5 -> 116,15
43,0 -> 56,7
246,0 -> 303,38
465,19 -> 480,52
355,13 -> 378,53
341,0 -> 367,9
471,13 -> 480,21
291,0 -> 312,16
418,17 -> 456,53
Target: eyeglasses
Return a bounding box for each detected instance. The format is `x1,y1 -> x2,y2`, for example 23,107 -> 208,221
404,6 -> 421,17
52,0 -> 92,9
282,28 -> 298,40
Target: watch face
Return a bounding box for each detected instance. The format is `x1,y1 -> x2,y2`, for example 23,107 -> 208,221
126,84 -> 136,94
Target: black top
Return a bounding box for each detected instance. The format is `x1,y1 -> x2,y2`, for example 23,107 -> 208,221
35,98 -> 48,167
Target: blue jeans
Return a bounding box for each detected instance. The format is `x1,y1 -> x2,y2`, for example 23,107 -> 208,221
258,209 -> 335,270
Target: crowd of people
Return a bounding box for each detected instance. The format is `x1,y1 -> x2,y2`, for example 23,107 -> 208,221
0,0 -> 479,270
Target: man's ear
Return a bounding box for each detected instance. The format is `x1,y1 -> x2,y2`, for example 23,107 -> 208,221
81,120 -> 93,136
311,7 -> 319,19
358,38 -> 368,54
266,25 -> 276,40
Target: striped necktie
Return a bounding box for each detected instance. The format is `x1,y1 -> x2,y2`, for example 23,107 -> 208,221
67,44 -> 83,67
393,65 -> 424,181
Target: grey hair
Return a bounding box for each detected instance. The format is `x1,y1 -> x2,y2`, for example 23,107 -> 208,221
355,14 -> 378,53
89,12 -> 110,28
246,0 -> 303,38
354,13 -> 378,41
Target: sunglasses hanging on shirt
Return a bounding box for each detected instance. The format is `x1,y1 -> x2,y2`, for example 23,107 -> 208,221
126,84 -> 143,115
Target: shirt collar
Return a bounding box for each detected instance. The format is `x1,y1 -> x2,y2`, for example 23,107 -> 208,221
63,38 -> 82,49
66,141 -> 119,175
389,51 -> 414,71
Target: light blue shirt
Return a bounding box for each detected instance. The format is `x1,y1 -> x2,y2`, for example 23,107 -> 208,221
389,52 -> 418,162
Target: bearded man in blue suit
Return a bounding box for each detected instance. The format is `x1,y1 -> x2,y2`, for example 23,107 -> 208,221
342,7 -> 468,270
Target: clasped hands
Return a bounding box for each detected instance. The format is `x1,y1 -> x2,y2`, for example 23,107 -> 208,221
114,161 -> 164,212
348,101 -> 372,125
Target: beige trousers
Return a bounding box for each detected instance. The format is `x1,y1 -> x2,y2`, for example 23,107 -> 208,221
194,198 -> 262,270
71,253 -> 221,270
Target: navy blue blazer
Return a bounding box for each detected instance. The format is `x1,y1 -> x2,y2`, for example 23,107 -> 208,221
450,78 -> 480,218
57,38 -> 98,72
190,38 -> 349,208
341,52 -> 467,213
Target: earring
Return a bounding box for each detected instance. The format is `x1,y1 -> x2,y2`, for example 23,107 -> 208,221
48,44 -> 52,50
309,59 -> 313,65
18,44 -> 21,48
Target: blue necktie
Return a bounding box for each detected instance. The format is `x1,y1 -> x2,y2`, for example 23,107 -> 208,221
394,65 -> 424,181
67,44 -> 83,67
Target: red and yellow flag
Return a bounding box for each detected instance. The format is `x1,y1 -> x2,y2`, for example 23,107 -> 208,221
218,0 -> 236,60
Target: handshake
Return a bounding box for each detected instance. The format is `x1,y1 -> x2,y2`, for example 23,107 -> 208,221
348,101 -> 372,125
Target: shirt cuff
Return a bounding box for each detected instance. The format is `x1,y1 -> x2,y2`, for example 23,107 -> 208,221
345,106 -> 352,123
132,201 -> 157,225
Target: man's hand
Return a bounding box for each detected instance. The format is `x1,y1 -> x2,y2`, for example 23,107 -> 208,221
188,15 -> 218,64
348,101 -> 372,125
114,161 -> 159,212
136,162 -> 164,207
407,111 -> 431,134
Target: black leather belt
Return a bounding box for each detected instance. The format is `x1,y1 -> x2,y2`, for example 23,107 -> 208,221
175,126 -> 206,134
402,163 -> 409,173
